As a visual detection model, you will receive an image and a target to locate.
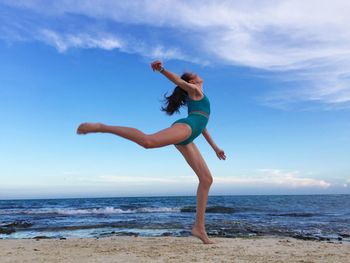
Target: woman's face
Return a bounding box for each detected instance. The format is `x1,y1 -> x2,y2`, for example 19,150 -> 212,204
189,74 -> 203,85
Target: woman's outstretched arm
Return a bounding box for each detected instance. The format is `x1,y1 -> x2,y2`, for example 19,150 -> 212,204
151,60 -> 199,95
202,128 -> 226,160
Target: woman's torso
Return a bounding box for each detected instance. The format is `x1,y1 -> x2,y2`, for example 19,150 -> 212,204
186,93 -> 211,118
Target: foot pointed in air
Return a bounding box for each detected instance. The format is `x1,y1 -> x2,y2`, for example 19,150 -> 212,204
77,122 -> 103,135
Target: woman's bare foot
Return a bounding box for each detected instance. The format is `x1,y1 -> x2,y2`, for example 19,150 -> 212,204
191,225 -> 216,244
77,122 -> 103,134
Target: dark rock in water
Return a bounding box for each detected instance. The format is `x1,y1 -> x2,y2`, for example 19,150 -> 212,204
161,232 -> 173,236
206,219 -> 344,243
180,206 -> 196,212
268,212 -> 316,218
206,206 -> 235,213
60,237 -> 67,240
339,232 -> 350,238
0,227 -> 15,234
292,234 -> 320,241
2,220 -> 33,228
178,230 -> 191,236
0,220 -> 33,235
205,220 -> 265,238
114,231 -> 139,237
180,205 -> 235,213
33,236 -> 53,239
208,229 -> 237,238
99,231 -> 139,237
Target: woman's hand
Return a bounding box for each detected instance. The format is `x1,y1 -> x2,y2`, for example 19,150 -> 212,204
215,148 -> 226,160
151,60 -> 163,71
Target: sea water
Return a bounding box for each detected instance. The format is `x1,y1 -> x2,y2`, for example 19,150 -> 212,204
1,195 -> 349,242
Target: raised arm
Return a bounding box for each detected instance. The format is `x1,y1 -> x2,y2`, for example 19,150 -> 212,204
151,60 -> 200,95
202,128 -> 226,160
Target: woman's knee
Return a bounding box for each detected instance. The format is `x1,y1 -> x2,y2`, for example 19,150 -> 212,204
139,135 -> 155,149
199,173 -> 213,187
141,135 -> 164,149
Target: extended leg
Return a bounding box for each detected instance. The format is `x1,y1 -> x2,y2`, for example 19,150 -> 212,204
77,122 -> 191,148
175,143 -> 215,244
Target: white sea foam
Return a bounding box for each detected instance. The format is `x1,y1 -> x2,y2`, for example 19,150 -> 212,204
7,206 -> 181,215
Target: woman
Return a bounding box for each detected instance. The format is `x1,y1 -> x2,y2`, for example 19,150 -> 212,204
77,60 -> 226,244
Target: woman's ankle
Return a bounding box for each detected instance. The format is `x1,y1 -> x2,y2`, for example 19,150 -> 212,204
193,224 -> 206,231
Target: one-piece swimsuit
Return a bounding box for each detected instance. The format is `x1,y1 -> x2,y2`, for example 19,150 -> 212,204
172,93 -> 210,145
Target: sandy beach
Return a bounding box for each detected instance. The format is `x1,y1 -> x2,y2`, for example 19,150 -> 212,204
1,236 -> 349,263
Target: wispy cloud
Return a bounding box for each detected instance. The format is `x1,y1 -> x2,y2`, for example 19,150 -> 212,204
1,0 -> 350,109
253,169 -> 330,188
91,169 -> 330,189
97,175 -> 194,184
39,29 -> 122,52
38,28 -> 188,60
211,169 -> 330,189
344,178 -> 350,187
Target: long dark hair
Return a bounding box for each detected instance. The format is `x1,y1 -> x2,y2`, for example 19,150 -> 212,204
161,72 -> 193,115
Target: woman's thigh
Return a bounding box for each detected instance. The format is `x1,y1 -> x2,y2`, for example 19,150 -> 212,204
147,123 -> 192,147
175,143 -> 212,181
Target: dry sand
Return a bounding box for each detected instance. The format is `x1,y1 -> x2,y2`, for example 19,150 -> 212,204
1,236 -> 349,263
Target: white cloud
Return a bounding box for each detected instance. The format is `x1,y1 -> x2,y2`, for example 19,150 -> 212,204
253,169 -> 330,188
36,28 -> 188,61
212,169 -> 330,189
344,178 -> 350,187
97,175 -> 194,184
91,169 -> 330,189
2,0 -> 350,109
39,29 -> 122,52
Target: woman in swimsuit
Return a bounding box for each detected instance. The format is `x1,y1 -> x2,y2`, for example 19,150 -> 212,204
77,60 -> 226,244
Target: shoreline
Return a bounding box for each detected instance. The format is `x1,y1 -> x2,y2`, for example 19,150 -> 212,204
1,236 -> 349,263
1,233 -> 348,243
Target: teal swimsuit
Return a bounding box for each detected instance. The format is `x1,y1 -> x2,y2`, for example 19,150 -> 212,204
172,93 -> 211,145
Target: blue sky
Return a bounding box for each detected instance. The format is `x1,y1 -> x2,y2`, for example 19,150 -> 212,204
0,1 -> 349,199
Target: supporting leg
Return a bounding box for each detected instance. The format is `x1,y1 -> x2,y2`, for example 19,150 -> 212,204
175,143 -> 215,244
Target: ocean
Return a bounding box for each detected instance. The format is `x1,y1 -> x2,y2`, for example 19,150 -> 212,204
1,195 -> 349,242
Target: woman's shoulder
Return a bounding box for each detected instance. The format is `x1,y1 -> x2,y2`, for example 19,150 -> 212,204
188,89 -> 204,101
